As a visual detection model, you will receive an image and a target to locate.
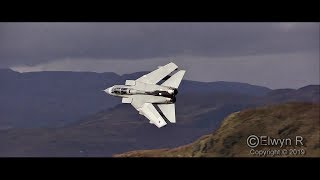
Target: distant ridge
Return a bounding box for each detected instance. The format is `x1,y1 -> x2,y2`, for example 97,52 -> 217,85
0,69 -> 275,128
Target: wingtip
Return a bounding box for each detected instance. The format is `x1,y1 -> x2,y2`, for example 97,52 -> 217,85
168,62 -> 178,69
177,70 -> 186,76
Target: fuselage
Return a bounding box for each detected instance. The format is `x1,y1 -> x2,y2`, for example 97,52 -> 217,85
104,82 -> 178,104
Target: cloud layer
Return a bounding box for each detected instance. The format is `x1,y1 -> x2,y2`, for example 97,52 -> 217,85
1,23 -> 318,66
1,22 -> 319,89
11,51 -> 319,89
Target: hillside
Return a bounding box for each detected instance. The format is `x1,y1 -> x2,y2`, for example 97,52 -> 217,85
0,70 -> 318,156
0,85 -> 318,157
0,92 -> 255,156
114,102 -> 320,157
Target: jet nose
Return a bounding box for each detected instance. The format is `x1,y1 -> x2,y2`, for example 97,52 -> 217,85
104,87 -> 112,95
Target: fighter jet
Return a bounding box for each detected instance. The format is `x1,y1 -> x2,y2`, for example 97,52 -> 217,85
103,62 -> 186,128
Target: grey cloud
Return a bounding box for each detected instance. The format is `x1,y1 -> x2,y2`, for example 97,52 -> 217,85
11,51 -> 319,89
0,22 -> 319,68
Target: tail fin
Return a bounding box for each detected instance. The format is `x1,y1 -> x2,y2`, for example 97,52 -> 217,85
161,70 -> 186,89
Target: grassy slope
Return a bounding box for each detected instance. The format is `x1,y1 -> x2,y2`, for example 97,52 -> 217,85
114,102 -> 320,157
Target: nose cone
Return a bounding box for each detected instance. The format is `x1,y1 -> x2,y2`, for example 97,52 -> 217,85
104,87 -> 112,95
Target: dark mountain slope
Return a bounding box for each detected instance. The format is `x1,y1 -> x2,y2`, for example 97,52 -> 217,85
0,85 -> 318,157
114,102 -> 320,157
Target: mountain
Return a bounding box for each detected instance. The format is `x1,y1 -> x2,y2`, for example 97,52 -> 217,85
113,102 -> 320,157
181,81 -> 271,96
0,92 -> 256,156
0,69 -> 271,128
0,84 -> 318,157
0,69 -> 120,128
259,85 -> 320,104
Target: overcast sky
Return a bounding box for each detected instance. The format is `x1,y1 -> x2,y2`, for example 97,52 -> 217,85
0,22 -> 319,89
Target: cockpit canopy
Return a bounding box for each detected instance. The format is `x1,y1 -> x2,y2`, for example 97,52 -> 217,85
111,87 -> 129,95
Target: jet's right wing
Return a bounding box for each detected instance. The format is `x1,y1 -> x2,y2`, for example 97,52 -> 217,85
135,62 -> 178,85
161,70 -> 186,89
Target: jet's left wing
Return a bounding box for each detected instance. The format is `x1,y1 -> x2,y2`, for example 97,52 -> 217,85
135,62 -> 178,85
157,104 -> 176,123
137,103 -> 167,128
128,95 -> 167,128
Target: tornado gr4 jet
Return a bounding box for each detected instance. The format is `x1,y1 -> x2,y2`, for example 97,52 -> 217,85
103,62 -> 186,128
